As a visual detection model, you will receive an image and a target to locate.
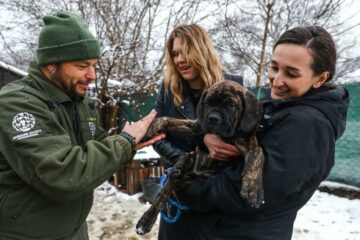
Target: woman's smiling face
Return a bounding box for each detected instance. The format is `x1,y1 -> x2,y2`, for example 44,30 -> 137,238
268,43 -> 321,100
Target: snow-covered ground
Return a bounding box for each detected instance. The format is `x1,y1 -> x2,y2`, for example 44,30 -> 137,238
87,181 -> 360,240
293,189 -> 359,240
87,183 -> 160,240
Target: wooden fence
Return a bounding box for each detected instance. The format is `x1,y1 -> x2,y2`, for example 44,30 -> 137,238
113,160 -> 163,195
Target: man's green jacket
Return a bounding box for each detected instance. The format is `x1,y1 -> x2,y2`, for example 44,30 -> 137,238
0,62 -> 133,239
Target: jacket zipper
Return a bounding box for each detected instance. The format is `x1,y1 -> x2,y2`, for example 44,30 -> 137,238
72,104 -> 84,147
177,106 -> 190,120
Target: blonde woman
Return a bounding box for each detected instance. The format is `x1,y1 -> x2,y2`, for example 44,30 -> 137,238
153,24 -> 242,240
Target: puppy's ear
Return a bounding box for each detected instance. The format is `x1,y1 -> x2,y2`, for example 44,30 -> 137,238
239,91 -> 262,134
196,89 -> 208,125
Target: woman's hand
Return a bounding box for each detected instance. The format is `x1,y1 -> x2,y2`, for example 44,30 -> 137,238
122,110 -> 165,147
204,133 -> 240,160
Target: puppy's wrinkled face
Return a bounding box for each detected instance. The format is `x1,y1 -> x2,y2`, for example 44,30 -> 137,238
199,81 -> 245,138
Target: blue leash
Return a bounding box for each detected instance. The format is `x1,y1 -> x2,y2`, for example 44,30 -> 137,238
159,168 -> 189,223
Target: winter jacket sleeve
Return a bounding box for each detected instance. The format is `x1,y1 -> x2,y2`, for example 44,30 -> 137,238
179,106 -> 334,213
153,82 -> 187,163
0,90 -> 133,203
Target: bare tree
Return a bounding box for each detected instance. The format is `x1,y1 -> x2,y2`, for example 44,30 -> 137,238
211,0 -> 360,87
0,0 -> 206,130
1,0 -> 358,129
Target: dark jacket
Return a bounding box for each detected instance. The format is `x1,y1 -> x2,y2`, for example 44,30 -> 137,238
179,84 -> 349,240
154,74 -> 243,240
0,62 -> 133,240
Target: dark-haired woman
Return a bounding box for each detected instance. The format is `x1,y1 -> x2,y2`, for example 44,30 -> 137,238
179,26 -> 349,240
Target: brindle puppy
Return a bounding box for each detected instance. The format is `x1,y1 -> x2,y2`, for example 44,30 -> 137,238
136,81 -> 264,235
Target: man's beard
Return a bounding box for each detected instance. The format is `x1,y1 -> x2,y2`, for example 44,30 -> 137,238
49,68 -> 79,99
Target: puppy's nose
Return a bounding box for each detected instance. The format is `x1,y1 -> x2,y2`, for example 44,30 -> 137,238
208,113 -> 221,124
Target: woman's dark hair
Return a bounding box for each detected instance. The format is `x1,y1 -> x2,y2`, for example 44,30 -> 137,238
274,26 -> 336,81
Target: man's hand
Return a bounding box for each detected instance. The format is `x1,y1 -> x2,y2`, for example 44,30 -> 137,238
204,134 -> 240,160
122,110 -> 164,146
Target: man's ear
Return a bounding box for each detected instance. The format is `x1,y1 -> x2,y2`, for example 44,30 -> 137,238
41,64 -> 56,76
49,64 -> 58,74
313,71 -> 330,88
40,64 -> 56,79
239,91 -> 263,134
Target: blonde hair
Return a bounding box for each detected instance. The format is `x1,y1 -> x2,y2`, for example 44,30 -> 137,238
164,24 -> 224,107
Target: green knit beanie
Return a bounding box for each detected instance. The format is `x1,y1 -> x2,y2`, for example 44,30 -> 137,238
36,11 -> 100,65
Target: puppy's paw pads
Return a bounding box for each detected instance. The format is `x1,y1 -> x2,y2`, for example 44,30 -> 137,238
135,220 -> 151,235
136,222 -> 152,235
136,226 -> 146,235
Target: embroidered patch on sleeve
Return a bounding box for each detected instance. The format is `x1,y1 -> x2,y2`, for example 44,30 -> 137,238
12,112 -> 42,140
12,112 -> 35,132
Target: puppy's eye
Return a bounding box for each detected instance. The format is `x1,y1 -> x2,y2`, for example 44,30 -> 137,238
226,102 -> 236,108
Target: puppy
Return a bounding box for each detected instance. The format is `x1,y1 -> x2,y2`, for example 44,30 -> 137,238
136,81 -> 264,235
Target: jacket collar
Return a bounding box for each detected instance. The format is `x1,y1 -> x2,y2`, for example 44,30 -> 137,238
261,84 -> 349,140
262,84 -> 341,110
28,61 -> 80,103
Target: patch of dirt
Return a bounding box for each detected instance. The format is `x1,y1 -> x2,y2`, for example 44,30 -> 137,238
318,185 -> 360,200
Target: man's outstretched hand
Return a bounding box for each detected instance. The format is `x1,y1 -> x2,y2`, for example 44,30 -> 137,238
122,110 -> 165,150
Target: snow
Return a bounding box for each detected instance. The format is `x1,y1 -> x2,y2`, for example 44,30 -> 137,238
133,146 -> 160,160
87,181 -> 360,240
293,189 -> 360,240
87,182 -> 160,240
88,79 -> 136,89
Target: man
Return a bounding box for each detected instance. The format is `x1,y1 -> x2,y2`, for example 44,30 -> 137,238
0,11 -> 163,240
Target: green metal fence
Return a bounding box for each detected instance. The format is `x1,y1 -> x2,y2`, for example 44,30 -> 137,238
119,83 -> 360,187
330,84 -> 360,186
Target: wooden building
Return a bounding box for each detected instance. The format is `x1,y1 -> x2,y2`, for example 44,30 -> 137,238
113,146 -> 163,195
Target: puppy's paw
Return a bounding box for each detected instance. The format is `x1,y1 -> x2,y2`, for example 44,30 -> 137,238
143,118 -> 167,141
135,218 -> 152,235
240,173 -> 264,208
136,226 -> 146,235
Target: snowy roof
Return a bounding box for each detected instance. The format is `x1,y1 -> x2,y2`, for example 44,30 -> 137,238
0,60 -> 27,77
133,146 -> 160,160
88,78 -> 136,89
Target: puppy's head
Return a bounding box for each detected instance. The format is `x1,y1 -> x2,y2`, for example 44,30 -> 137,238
197,81 -> 262,138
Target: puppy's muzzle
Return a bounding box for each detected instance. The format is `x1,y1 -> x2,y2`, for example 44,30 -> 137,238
207,112 -> 222,125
